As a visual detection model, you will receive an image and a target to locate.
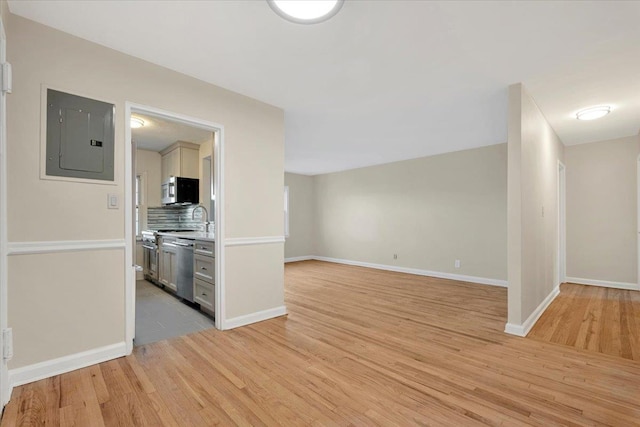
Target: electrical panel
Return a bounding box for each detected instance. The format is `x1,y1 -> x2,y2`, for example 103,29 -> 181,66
46,89 -> 115,181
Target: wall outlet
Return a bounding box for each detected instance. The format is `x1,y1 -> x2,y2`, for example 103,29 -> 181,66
3,328 -> 13,360
393,254 -> 398,260
455,259 -> 461,269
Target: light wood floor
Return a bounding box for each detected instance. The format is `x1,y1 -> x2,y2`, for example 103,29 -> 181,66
528,282 -> 640,361
2,260 -> 640,426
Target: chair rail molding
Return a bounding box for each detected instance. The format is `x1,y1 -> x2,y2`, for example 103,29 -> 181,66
225,236 -> 285,247
7,239 -> 126,255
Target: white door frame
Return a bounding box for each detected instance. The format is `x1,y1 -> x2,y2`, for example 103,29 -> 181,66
557,160 -> 566,287
637,154 -> 640,289
124,103 -> 226,353
0,15 -> 9,406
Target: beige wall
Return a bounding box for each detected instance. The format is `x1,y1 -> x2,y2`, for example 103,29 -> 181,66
225,244 -> 284,319
312,144 -> 508,280
198,135 -> 214,213
284,173 -> 315,259
134,149 -> 161,268
0,0 -> 7,21
135,149 -> 162,230
7,15 -> 284,368
136,149 -> 162,208
8,251 -> 125,367
565,135 -> 639,285
507,83 -> 565,326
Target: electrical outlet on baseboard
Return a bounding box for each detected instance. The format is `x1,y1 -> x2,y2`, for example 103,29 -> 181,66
455,259 -> 461,269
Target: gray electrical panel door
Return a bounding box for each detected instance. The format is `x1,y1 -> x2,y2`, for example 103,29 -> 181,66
46,89 -> 115,181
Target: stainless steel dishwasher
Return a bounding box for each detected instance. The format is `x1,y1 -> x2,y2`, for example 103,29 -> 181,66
174,238 -> 195,302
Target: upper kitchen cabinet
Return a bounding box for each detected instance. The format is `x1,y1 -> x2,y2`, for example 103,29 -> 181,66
160,141 -> 199,181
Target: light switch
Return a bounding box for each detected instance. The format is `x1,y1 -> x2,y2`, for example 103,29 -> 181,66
107,193 -> 119,209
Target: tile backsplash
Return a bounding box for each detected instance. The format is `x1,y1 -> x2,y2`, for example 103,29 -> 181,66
147,205 -> 206,231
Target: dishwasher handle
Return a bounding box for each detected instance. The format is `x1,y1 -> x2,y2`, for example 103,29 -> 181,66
174,241 -> 194,248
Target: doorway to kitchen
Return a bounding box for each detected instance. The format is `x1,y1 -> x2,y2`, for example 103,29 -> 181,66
125,103 -> 224,352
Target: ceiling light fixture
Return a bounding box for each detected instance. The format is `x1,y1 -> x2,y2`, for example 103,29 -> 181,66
267,0 -> 344,24
130,117 -> 145,129
576,106 -> 611,121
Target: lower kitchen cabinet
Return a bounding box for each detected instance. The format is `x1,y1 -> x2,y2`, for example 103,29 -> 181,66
193,239 -> 215,314
194,279 -> 214,311
159,241 -> 178,292
194,254 -> 214,283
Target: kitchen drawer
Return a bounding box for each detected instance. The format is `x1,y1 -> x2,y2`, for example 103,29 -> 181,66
194,254 -> 214,283
194,240 -> 214,257
194,279 -> 214,312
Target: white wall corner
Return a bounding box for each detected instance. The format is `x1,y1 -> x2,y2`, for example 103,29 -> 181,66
224,306 -> 287,330
8,342 -> 127,389
504,286 -> 560,337
503,322 -> 526,336
565,277 -> 640,291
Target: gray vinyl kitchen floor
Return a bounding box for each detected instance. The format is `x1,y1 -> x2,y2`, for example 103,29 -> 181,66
135,279 -> 216,346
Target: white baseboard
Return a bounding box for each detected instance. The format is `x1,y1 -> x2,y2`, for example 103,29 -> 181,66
310,256 -> 508,288
224,306 -> 287,330
8,342 -> 126,391
504,286 -> 560,337
284,256 -> 314,263
565,276 -> 639,291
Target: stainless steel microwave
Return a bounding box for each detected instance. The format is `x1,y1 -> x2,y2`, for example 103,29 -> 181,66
161,177 -> 199,205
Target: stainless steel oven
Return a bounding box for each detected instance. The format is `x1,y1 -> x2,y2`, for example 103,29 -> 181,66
141,231 -> 158,282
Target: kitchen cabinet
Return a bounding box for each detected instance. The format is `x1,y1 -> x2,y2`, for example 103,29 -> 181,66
193,239 -> 214,314
194,279 -> 214,312
161,149 -> 180,182
158,238 -> 178,292
194,240 -> 214,257
194,254 -> 214,283
160,141 -> 199,182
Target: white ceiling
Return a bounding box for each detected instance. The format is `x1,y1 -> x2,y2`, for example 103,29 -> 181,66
9,1 -> 640,175
132,113 -> 212,152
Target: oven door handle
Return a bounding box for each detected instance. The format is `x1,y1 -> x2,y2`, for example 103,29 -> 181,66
142,245 -> 157,250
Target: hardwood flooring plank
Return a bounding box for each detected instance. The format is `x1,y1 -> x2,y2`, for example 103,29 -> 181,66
58,369 -> 104,427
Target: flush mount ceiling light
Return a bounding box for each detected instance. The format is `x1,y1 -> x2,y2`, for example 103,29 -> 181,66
130,117 -> 145,129
576,106 -> 611,121
267,0 -> 344,24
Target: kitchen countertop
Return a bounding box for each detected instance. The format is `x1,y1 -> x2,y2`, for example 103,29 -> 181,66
157,231 -> 215,242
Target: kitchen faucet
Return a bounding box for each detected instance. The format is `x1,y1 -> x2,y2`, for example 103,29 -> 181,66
192,205 -> 211,233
